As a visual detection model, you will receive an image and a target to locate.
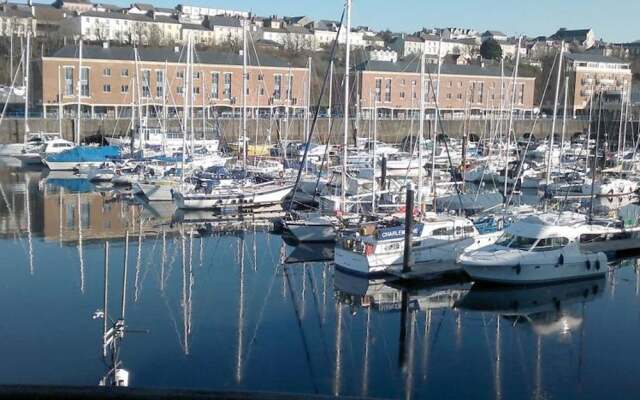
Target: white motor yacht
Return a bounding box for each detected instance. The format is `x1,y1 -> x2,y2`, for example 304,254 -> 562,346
458,212 -> 625,285
334,213 -> 500,276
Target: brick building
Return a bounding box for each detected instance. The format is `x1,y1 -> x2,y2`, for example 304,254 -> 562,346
39,45 -> 309,119
356,60 -> 536,118
564,53 -> 632,115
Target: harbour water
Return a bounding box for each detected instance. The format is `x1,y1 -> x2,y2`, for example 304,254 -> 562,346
1,166 -> 640,399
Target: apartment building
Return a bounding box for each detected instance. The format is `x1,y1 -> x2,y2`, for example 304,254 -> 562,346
356,60 -> 536,117
0,3 -> 36,37
565,53 -> 632,115
68,11 -> 182,44
39,45 -> 309,118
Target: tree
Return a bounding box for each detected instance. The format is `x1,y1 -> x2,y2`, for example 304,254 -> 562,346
480,39 -> 502,60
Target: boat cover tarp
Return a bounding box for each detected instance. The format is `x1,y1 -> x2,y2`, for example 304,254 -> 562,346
46,178 -> 93,193
47,146 -> 121,162
436,192 -> 504,214
619,204 -> 640,228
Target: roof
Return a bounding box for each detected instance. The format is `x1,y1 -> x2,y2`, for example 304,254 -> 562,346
205,15 -> 241,28
551,28 -> 592,41
0,4 -> 33,19
132,3 -> 154,11
78,10 -> 180,25
357,59 -> 534,78
181,23 -> 211,32
47,45 -> 299,69
483,30 -> 506,37
32,3 -> 65,21
565,52 -> 629,64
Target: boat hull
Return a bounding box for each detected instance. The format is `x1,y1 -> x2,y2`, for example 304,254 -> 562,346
461,252 -> 608,285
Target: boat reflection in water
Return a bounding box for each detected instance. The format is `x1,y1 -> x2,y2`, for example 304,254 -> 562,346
457,278 -> 605,337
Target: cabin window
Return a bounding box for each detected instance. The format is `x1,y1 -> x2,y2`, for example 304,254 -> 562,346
432,227 -> 454,236
508,236 -> 538,251
531,237 -> 569,252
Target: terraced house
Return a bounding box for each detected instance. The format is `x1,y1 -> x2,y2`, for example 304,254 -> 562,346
356,59 -> 536,118
38,45 -> 309,119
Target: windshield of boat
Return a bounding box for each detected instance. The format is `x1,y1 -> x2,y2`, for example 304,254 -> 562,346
495,232 -> 538,251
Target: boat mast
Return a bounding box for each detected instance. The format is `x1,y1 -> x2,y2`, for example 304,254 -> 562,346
372,93 -> 377,212
24,31 -> 30,138
242,21 -> 248,170
76,37 -> 83,146
417,53 -> 425,207
503,36 -> 522,200
58,65 -> 63,136
430,38 -> 443,209
559,76 -> 569,172
545,42 -> 564,186
181,34 -> 190,181
340,0 -> 352,213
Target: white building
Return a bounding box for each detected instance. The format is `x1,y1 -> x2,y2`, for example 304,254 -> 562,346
311,20 -> 365,50
389,35 -> 424,57
0,3 -> 36,37
69,11 -> 181,44
177,4 -> 248,21
368,48 -> 397,62
203,15 -> 243,45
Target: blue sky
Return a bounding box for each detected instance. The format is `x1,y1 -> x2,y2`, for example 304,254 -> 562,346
138,0 -> 636,43
16,0 -> 632,42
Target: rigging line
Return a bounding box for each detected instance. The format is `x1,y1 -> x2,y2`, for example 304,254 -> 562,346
505,50 -> 559,206
244,264 -> 279,361
423,65 -> 465,210
288,7 -> 346,209
283,265 -> 320,394
305,267 -> 332,365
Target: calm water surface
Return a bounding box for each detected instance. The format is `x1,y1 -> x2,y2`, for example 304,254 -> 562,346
0,166 -> 639,399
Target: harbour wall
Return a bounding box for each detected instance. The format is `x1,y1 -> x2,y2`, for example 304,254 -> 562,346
0,118 -> 595,145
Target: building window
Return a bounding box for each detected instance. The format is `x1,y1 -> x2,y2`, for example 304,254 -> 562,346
142,70 -> 151,98
177,70 -> 184,79
193,71 -> 200,79
223,73 -> 232,100
287,75 -> 293,99
177,86 -> 184,94
400,92 -> 405,99
103,67 -> 111,77
64,67 -> 73,96
211,72 -> 219,99
260,87 -> 265,96
156,70 -> 164,97
258,73 -> 264,81
80,67 -> 90,97
384,79 -> 392,102
274,75 -> 282,100
471,82 -> 484,103
517,83 -> 525,105
194,86 -> 200,95
103,84 -> 111,93
121,68 -> 129,77
411,80 -> 417,99
121,85 -> 129,93
374,78 -> 382,102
